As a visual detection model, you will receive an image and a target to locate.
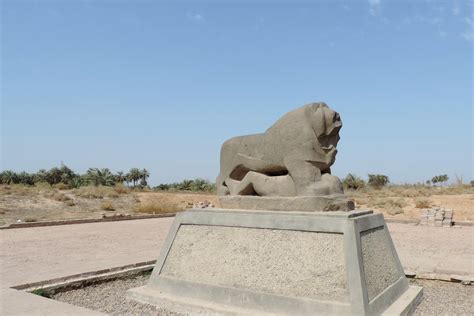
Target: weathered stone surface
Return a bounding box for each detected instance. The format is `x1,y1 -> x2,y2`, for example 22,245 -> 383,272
219,194 -> 354,212
161,225 -> 349,302
216,102 -> 351,211
361,226 -> 404,301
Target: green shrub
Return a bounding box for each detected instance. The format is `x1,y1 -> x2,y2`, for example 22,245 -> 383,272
342,174 -> 365,190
368,174 -> 390,189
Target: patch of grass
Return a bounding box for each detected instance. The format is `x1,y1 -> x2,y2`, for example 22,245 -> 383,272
368,197 -> 407,209
53,183 -> 69,190
74,186 -> 127,199
113,184 -> 130,194
44,191 -> 71,202
73,186 -> 112,199
100,202 -> 115,211
24,217 -> 38,222
107,192 -> 119,198
0,185 -> 37,197
31,288 -> 51,298
135,198 -> 187,214
415,198 -> 432,209
346,185 -> 473,199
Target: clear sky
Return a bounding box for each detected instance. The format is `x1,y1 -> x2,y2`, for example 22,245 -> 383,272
1,0 -> 472,185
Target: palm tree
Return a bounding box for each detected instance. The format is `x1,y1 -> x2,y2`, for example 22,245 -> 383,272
128,168 -> 141,187
85,168 -> 116,186
115,171 -> 126,184
99,168 -> 116,186
85,168 -> 101,186
140,169 -> 150,187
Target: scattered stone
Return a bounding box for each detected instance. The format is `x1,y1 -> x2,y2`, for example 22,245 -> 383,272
192,200 -> 215,209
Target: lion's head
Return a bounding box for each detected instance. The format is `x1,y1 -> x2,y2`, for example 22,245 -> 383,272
305,102 -> 342,169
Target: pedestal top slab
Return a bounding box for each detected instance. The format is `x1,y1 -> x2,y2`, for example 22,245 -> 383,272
218,195 -> 355,212
190,208 -> 373,219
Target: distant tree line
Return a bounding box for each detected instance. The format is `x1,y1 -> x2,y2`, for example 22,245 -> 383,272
154,179 -> 216,193
342,173 -> 457,190
0,165 -> 150,188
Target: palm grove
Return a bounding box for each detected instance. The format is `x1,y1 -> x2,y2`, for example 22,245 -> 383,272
0,165 -> 216,192
0,165 -> 149,188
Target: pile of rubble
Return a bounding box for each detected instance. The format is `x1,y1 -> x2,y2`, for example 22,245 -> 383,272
420,208 -> 453,227
192,200 -> 215,209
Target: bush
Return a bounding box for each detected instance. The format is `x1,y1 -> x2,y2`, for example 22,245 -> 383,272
415,198 -> 431,209
100,202 -> 115,211
368,174 -> 390,189
113,184 -> 130,194
342,174 -> 365,190
386,207 -> 404,216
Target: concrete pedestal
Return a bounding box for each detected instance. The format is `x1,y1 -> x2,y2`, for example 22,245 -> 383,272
128,209 -> 422,315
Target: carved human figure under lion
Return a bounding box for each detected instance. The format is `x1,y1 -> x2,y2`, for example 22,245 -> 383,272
216,102 -> 344,198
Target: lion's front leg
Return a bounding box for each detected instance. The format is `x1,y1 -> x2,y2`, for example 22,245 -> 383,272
284,158 -> 323,196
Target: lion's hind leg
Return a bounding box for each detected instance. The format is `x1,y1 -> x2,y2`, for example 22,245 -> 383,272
225,172 -> 296,197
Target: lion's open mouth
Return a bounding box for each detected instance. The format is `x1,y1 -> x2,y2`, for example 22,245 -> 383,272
322,144 -> 335,152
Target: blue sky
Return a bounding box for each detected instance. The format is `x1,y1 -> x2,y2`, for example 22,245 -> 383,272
1,0 -> 472,185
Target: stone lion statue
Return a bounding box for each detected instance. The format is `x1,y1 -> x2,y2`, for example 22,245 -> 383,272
216,102 -> 344,197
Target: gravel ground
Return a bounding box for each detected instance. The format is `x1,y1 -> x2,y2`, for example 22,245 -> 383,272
410,279 -> 473,315
52,274 -> 181,316
52,275 -> 473,315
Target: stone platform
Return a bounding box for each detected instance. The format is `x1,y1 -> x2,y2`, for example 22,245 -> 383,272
128,209 -> 422,315
219,194 -> 355,212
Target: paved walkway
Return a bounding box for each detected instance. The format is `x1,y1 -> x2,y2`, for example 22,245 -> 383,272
0,217 -> 472,315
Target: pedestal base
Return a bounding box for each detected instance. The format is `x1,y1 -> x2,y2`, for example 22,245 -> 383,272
128,209 -> 422,315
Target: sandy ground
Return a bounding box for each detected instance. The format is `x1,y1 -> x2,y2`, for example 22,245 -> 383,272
0,185 -> 471,225
1,218 -> 472,315
352,193 -> 473,222
0,186 -> 219,226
